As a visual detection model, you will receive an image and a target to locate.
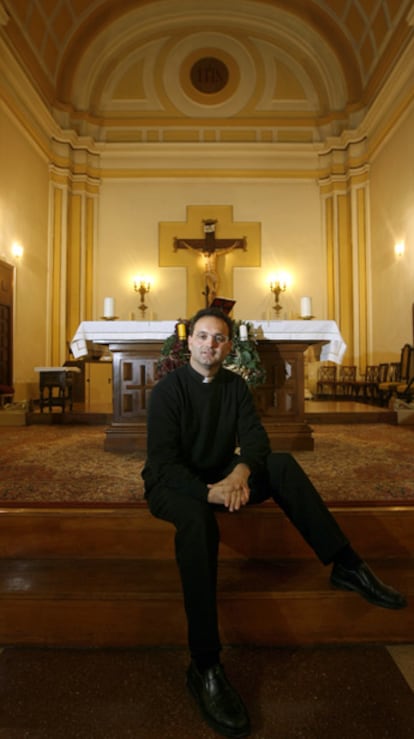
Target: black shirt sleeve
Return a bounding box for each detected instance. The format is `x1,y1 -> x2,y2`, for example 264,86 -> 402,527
142,370 -> 209,501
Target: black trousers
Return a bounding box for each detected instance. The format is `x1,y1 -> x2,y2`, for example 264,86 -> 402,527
146,452 -> 349,660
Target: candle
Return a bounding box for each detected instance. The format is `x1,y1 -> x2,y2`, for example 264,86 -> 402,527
103,297 -> 115,318
239,324 -> 248,340
300,296 -> 312,318
177,322 -> 187,340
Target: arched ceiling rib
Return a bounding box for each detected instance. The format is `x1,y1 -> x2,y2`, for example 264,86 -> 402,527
22,0 -> 364,105
68,5 -> 346,109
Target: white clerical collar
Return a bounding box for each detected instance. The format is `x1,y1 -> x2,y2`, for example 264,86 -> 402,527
202,376 -> 215,383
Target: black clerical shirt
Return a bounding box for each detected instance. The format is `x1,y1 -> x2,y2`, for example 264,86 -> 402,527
142,364 -> 270,501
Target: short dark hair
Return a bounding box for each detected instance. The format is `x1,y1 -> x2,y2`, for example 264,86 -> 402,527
189,307 -> 233,339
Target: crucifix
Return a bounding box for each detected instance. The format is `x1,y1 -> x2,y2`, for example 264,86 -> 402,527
174,219 -> 247,305
159,205 -> 261,317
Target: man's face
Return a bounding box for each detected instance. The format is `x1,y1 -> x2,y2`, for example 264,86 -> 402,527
188,316 -> 232,375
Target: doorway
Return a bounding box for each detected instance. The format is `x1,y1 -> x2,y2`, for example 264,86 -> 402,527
0,259 -> 14,387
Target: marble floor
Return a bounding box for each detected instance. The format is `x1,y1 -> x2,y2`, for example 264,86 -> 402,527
1,643 -> 414,738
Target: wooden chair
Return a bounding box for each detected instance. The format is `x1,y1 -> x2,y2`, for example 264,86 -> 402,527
335,365 -> 357,397
316,365 -> 337,397
396,346 -> 414,403
377,344 -> 412,406
35,366 -> 81,413
0,384 -> 14,408
371,363 -> 390,401
397,378 -> 414,404
354,365 -> 378,401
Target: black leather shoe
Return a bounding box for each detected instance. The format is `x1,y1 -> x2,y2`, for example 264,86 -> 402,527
187,661 -> 250,738
331,561 -> 407,609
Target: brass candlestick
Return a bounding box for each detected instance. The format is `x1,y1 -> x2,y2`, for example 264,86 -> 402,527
270,280 -> 287,315
134,279 -> 151,317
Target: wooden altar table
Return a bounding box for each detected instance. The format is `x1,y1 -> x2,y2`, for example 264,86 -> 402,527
70,320 -> 346,452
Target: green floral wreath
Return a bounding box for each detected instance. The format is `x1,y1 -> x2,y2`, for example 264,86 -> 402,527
157,319 -> 266,388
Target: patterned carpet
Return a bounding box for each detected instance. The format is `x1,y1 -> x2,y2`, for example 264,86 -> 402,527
295,423 -> 414,505
1,423 -> 414,505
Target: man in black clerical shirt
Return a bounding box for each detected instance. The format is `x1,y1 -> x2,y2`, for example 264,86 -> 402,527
142,307 -> 407,739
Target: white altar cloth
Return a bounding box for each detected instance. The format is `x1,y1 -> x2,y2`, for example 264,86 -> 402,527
251,320 -> 346,363
70,321 -> 177,359
70,320 -> 346,364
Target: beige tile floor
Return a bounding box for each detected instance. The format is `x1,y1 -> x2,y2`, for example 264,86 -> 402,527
387,644 -> 414,692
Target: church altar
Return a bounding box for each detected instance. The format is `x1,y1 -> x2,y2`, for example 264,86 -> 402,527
70,320 -> 346,452
70,320 -> 346,362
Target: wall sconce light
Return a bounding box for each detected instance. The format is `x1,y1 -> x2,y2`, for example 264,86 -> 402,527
133,277 -> 151,317
270,278 -> 287,315
394,241 -> 405,257
11,242 -> 24,259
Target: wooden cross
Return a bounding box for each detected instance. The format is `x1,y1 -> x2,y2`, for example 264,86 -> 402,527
174,219 -> 247,305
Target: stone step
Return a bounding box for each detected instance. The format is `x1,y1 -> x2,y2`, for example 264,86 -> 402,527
0,557 -> 412,648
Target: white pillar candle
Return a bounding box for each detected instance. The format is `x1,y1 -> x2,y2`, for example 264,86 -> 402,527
103,297 -> 115,318
300,296 -> 312,318
239,324 -> 248,340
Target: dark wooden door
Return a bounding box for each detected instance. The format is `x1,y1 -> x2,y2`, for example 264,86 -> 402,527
0,260 -> 14,386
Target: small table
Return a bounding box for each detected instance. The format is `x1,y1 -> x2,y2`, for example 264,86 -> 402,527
34,367 -> 81,413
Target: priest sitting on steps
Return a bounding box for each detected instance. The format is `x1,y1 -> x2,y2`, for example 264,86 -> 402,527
142,306 -> 407,739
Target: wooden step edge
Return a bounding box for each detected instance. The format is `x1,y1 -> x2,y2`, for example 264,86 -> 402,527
0,594 -> 412,648
1,502 -> 413,514
0,558 -> 411,600
1,505 -> 413,560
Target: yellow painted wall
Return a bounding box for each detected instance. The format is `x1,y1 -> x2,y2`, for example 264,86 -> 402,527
0,103 -> 49,399
97,179 -> 324,323
370,104 -> 414,362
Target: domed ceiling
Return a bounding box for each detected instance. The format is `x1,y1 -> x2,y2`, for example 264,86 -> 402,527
1,0 -> 413,143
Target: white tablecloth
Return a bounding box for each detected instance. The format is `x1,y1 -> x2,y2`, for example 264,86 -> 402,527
250,320 -> 346,363
70,320 -> 346,364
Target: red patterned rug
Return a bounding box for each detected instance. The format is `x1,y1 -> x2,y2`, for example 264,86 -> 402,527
0,423 -> 413,505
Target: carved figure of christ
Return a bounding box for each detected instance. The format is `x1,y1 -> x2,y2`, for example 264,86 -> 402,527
174,219 -> 247,305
